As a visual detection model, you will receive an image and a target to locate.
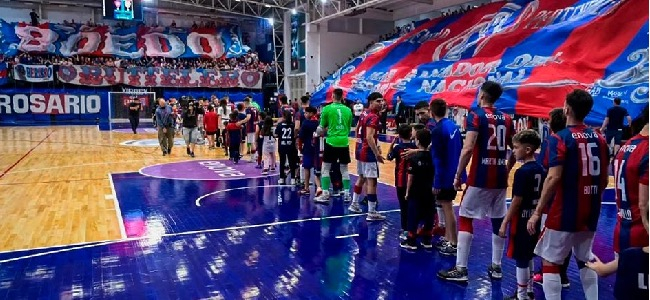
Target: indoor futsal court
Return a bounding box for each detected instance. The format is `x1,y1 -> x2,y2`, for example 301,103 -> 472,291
0,126 -> 619,299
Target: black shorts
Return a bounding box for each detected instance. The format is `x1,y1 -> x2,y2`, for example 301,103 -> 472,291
322,143 -> 351,164
507,230 -> 539,262
436,188 -> 457,202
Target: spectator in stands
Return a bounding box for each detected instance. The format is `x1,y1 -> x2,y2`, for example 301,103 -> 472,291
393,96 -> 407,128
30,9 -> 39,26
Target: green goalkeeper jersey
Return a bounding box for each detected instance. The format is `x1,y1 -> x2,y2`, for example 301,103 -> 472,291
320,102 -> 353,147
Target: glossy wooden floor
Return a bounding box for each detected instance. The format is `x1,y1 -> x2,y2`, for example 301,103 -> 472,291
0,125 -> 614,252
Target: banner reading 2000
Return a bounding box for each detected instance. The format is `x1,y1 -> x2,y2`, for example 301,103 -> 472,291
0,21 -> 250,59
57,65 -> 263,89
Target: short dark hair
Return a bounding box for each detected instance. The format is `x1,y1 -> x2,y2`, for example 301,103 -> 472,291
430,98 -> 447,118
236,103 -> 245,111
279,95 -> 288,105
480,81 -> 503,104
512,129 -> 541,151
229,112 -> 238,120
414,101 -> 429,111
367,92 -> 383,103
614,97 -> 622,105
333,88 -> 343,101
259,111 -> 267,120
416,129 -> 431,148
412,123 -> 425,131
565,89 -> 593,121
548,108 -> 566,133
305,106 -> 317,114
300,95 -> 310,104
397,124 -> 412,140
283,109 -> 293,122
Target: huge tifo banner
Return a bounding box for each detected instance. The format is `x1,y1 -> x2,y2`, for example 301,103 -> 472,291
13,64 -> 54,83
0,21 -> 250,59
312,0 -> 649,125
57,65 -> 263,88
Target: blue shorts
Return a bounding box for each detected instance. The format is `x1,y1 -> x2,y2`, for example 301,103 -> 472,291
302,153 -> 315,169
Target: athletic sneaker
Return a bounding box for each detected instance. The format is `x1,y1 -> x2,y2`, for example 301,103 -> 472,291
313,192 -> 330,204
421,237 -> 433,250
186,147 -> 191,155
298,189 -> 310,196
278,178 -> 285,185
437,267 -> 468,283
190,152 -> 195,158
343,193 -> 351,202
435,238 -> 449,250
400,231 -> 408,241
488,264 -> 503,280
348,203 -> 362,213
400,239 -> 417,251
255,164 -> 263,169
332,190 -> 342,197
366,212 -> 385,222
439,243 -> 457,256
261,169 -> 269,175
290,178 -> 296,185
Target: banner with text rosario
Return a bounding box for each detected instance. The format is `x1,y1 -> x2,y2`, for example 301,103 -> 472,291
0,21 -> 250,59
312,0 -> 649,125
57,65 -> 263,89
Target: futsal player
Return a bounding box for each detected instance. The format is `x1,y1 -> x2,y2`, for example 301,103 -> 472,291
533,108 -> 571,287
429,98 -> 464,256
298,107 -> 321,195
526,89 -> 609,300
349,92 -> 385,221
587,106 -> 649,300
244,98 -> 258,162
401,129 -> 435,250
351,100 -> 370,205
387,124 -> 416,239
275,110 -> 299,185
438,81 -> 516,283
500,130 -> 544,300
314,88 -> 354,203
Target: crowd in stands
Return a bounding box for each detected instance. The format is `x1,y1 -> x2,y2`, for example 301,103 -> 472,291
3,52 -> 273,72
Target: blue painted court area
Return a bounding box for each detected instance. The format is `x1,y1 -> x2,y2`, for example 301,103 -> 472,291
0,165 -> 618,299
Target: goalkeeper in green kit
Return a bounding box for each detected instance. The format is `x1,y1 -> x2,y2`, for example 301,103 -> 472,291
314,88 -> 354,203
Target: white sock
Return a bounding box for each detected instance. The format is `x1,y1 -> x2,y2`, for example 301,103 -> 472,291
491,234 -> 505,266
352,192 -> 361,204
369,201 -> 377,213
543,273 -> 562,300
580,267 -> 598,300
517,267 -> 530,299
437,206 -> 445,227
456,231 -> 473,268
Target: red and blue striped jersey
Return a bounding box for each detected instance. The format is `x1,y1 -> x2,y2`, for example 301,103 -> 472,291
356,110 -> 380,162
613,134 -> 649,252
465,106 -> 514,189
537,137 -> 552,213
354,109 -> 368,161
387,141 -> 417,188
510,161 -> 547,237
245,107 -> 258,133
546,125 -> 609,232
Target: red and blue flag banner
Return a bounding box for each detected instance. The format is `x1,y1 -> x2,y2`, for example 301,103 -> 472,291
13,64 -> 54,83
312,0 -> 649,125
57,65 -> 263,89
0,21 -> 250,59
0,62 -> 7,86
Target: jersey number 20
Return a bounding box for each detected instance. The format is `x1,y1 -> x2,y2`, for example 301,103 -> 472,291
487,124 -> 507,151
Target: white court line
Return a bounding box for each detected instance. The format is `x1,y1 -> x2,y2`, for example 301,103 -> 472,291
0,208 -> 400,264
138,159 -> 278,181
4,160 -> 146,174
108,173 -> 127,239
195,184 -> 299,206
335,233 -> 359,239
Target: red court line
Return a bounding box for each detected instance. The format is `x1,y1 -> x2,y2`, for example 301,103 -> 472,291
0,130 -> 55,180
